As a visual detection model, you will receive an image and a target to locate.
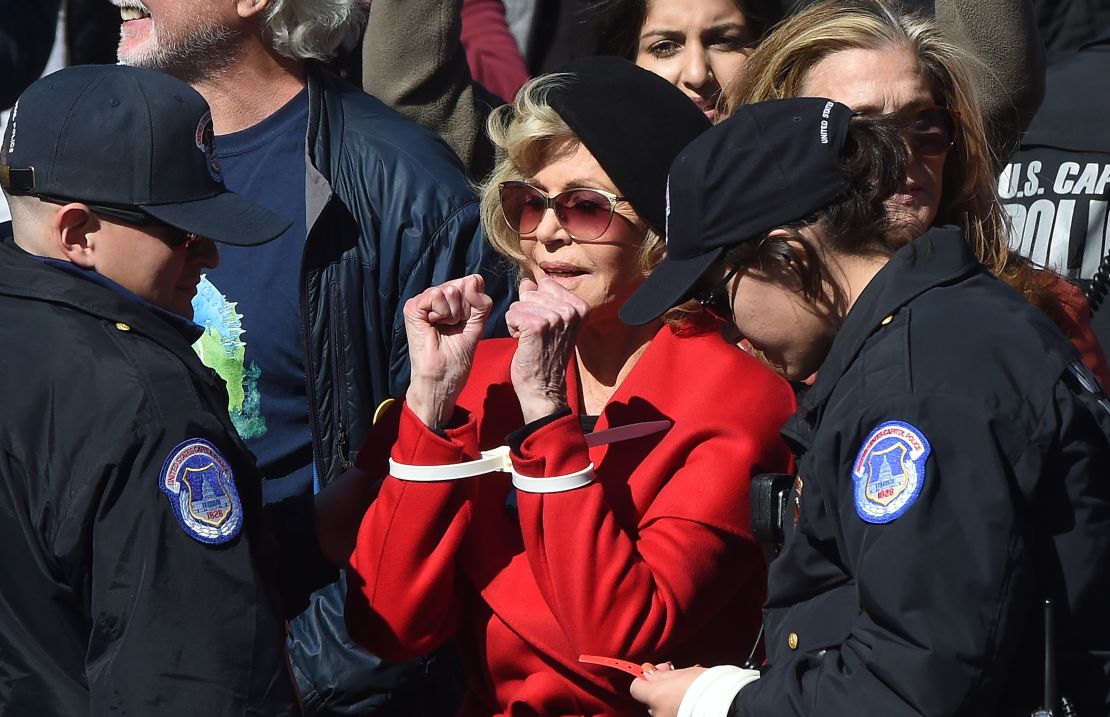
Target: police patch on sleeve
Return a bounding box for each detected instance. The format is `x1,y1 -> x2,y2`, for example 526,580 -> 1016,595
852,421 -> 930,524
160,439 -> 243,544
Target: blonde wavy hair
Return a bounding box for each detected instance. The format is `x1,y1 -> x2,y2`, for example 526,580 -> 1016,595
722,0 -> 1026,289
479,74 -> 664,278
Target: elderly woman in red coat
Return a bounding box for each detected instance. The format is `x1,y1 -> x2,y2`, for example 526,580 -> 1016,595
340,57 -> 794,717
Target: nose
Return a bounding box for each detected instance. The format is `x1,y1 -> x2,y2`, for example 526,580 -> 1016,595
191,237 -> 220,270
679,44 -> 714,93
529,204 -> 572,246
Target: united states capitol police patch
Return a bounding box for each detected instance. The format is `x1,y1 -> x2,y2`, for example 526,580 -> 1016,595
852,421 -> 930,524
160,439 -> 243,544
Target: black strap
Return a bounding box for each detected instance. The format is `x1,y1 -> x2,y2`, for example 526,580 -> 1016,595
0,165 -> 35,192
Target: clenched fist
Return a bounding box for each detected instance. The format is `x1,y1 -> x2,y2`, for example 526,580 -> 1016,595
506,278 -> 591,423
403,274 -> 492,428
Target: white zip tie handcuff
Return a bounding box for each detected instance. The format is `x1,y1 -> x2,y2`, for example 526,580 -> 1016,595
388,420 -> 672,494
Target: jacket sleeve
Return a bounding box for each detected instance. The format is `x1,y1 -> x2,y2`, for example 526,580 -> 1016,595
75,426 -> 298,716
345,403 -> 480,660
733,394 -> 1043,716
263,490 -> 339,616
460,0 -> 530,105
362,0 -> 497,178
510,387 -> 794,662
935,0 -> 1045,160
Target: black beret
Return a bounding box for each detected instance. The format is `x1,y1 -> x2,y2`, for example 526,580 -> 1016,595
547,56 -> 711,234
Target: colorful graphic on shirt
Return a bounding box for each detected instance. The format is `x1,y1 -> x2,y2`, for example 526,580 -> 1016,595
160,438 -> 242,545
852,421 -> 930,524
192,276 -> 267,438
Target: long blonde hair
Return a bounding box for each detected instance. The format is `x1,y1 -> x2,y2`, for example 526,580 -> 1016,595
723,0 -> 1031,293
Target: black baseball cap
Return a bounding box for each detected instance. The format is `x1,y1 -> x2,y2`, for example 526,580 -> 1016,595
0,65 -> 289,246
620,97 -> 855,326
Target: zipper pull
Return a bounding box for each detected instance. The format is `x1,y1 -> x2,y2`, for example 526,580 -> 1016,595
338,430 -> 353,471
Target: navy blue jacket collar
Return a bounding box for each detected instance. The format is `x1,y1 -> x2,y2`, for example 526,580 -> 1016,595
33,256 -> 204,342
799,226 -> 981,416
0,222 -> 204,343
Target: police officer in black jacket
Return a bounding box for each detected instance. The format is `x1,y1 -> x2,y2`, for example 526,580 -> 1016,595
624,98 -> 1110,716
0,65 -> 339,715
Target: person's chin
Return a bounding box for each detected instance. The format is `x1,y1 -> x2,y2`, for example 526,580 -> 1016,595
166,287 -> 198,320
174,302 -> 196,321
886,201 -> 934,240
117,28 -> 159,67
744,341 -> 788,378
117,44 -> 158,68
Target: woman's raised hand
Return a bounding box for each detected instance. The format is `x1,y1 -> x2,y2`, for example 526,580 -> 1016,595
403,275 -> 492,428
506,278 -> 591,423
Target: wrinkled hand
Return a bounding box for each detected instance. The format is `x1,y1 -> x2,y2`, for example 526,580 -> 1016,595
506,278 -> 590,423
630,664 -> 706,717
404,275 -> 492,428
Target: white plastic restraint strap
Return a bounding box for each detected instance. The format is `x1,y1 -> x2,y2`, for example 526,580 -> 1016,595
388,420 -> 671,494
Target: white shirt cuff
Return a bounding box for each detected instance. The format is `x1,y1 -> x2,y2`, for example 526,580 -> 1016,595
676,665 -> 760,717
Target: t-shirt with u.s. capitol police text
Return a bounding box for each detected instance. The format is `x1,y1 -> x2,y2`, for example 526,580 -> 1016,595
1001,31 -> 1110,282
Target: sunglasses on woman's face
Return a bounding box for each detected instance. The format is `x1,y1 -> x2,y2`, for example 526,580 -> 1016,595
902,105 -> 958,158
499,181 -> 627,241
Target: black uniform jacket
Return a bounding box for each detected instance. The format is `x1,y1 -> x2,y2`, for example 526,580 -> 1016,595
0,229 -> 327,715
734,228 -> 1110,715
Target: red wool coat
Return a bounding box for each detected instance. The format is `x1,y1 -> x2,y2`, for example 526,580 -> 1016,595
346,326 -> 795,716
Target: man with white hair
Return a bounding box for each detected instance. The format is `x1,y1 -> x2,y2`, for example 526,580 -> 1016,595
112,0 -> 505,713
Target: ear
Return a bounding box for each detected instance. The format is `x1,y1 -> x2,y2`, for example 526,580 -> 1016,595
755,228 -> 812,278
54,204 -> 99,268
767,228 -> 810,260
236,0 -> 269,19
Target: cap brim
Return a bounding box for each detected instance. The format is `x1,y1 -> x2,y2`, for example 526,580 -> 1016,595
142,192 -> 291,246
619,247 -> 723,326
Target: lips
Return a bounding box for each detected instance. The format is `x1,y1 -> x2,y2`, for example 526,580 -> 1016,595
539,262 -> 588,279
889,183 -> 927,206
687,94 -> 720,123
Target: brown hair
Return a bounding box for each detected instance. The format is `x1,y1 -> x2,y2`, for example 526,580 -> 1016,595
721,0 -> 1050,310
